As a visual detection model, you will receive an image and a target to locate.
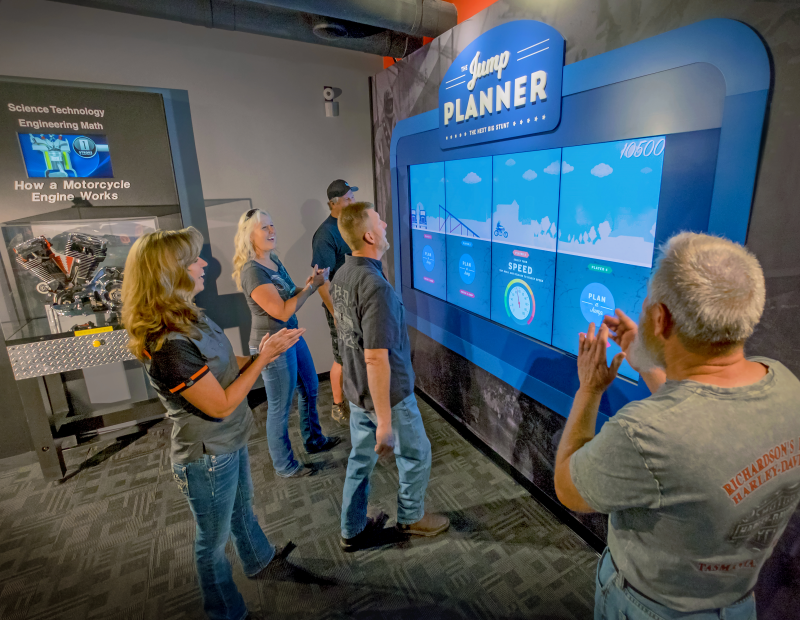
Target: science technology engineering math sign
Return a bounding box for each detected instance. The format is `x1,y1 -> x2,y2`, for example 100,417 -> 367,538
439,20 -> 564,149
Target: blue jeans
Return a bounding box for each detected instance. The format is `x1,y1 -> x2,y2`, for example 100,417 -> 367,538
172,446 -> 275,620
252,336 -> 326,476
595,547 -> 757,620
341,393 -> 432,538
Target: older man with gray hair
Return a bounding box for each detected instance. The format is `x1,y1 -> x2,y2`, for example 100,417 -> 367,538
554,232 -> 800,620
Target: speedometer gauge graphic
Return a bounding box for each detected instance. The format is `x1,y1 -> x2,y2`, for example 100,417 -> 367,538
504,279 -> 535,325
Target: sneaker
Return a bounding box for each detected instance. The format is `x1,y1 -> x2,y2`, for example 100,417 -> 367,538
247,542 -> 296,579
331,401 -> 350,426
306,436 -> 342,454
339,512 -> 389,552
396,513 -> 450,537
283,463 -> 318,478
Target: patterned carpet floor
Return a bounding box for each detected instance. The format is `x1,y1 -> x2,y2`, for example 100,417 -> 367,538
0,381 -> 599,620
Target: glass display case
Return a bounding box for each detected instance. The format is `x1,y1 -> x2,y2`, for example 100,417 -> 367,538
0,205 -> 182,480
1,207 -> 182,342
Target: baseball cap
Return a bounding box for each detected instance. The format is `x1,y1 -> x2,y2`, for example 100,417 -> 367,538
327,179 -> 359,200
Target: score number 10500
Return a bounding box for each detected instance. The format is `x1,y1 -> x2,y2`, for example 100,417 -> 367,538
620,138 -> 665,158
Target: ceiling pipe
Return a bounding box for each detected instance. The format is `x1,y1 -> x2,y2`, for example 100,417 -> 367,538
46,0 -> 425,57
246,0 -> 457,38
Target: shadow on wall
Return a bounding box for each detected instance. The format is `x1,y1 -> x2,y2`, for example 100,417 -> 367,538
196,199 -> 255,356
283,199 -> 328,280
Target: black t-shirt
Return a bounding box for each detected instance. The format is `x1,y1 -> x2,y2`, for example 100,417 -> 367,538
330,255 -> 415,411
311,215 -> 351,281
142,315 -> 255,464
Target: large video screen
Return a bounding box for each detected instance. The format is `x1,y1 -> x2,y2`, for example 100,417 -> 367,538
409,135 -> 666,382
18,133 -> 113,178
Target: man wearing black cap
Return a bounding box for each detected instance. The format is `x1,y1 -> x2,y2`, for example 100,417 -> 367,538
312,179 -> 357,424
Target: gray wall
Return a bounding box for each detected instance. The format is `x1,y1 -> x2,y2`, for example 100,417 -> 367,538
0,0 -> 382,459
370,1 -> 800,616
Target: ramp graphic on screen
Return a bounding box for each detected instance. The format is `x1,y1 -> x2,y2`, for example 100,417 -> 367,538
439,204 -> 480,238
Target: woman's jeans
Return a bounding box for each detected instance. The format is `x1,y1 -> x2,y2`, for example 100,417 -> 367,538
172,446 -> 275,620
251,336 -> 326,476
341,393 -> 432,539
595,547 -> 756,620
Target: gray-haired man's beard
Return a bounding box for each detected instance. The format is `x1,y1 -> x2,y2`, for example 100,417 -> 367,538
627,310 -> 666,374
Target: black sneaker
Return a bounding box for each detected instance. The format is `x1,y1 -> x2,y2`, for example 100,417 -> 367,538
247,542 -> 296,579
283,463 -> 318,478
306,436 -> 342,454
339,512 -> 392,552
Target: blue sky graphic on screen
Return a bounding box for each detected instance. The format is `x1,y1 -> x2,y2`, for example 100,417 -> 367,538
490,148 -> 561,343
556,136 -> 665,267
410,162 -> 447,300
552,136 -> 666,380
444,157 -> 492,318
18,133 -> 113,178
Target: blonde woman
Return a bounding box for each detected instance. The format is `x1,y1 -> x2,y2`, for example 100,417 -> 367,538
122,227 -> 302,620
233,209 -> 340,478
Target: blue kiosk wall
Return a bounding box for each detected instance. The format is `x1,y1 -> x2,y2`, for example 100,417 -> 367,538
373,4 -> 800,617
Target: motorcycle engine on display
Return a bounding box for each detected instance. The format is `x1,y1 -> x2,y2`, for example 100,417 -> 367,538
13,232 -> 123,331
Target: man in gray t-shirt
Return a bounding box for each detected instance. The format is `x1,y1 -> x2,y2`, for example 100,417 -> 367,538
554,233 -> 800,618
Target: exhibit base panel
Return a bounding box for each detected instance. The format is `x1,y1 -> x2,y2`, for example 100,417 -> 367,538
408,325 -> 609,544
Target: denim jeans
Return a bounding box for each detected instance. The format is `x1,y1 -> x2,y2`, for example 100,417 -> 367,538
340,393 -> 432,538
172,446 -> 275,620
251,336 -> 326,476
595,547 -> 757,620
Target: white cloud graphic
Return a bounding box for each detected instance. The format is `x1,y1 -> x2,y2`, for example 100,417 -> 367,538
598,221 -> 611,239
641,167 -> 653,174
543,161 -> 560,175
591,163 -> 613,178
562,161 -> 574,174
505,158 -> 516,166
522,169 -> 537,181
650,222 -> 656,237
463,172 -> 481,184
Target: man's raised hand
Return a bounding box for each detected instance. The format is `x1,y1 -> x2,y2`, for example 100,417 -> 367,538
603,308 -> 638,357
578,322 -> 625,394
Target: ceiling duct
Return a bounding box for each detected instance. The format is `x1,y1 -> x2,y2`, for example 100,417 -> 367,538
247,0 -> 457,38
45,0 -> 452,57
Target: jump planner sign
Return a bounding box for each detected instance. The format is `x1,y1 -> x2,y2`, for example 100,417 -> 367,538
439,20 -> 564,149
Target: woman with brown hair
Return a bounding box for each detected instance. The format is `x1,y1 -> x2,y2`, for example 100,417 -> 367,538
122,226 -> 300,620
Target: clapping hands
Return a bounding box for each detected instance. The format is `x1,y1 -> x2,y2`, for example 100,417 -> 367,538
306,264 -> 329,291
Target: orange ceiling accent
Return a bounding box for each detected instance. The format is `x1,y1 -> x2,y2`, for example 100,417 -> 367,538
383,0 -> 497,69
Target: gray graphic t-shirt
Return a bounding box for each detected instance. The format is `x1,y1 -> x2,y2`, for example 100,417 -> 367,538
240,253 -> 298,348
571,357 -> 800,611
